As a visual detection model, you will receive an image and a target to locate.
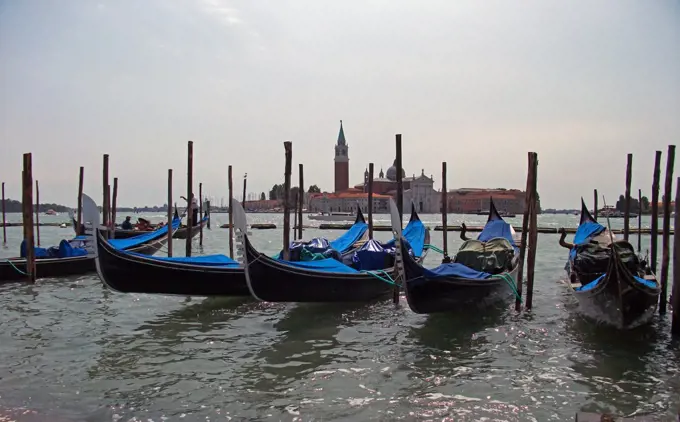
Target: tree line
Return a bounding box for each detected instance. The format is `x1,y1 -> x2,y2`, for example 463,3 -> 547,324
0,199 -> 71,213
266,184 -> 321,201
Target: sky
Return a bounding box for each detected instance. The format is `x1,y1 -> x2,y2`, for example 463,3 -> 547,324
1,0 -> 679,209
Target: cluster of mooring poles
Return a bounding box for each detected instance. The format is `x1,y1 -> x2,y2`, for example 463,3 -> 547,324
3,142 -> 679,336
591,146 -> 679,335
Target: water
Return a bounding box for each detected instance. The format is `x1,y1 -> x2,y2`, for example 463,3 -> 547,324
1,212 -> 679,421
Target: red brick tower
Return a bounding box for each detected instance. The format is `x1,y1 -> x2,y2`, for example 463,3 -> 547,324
334,120 -> 349,192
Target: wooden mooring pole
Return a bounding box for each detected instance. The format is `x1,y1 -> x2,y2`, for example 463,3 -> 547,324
651,151 -> 662,274
442,162 -> 448,261
298,164 -> 304,239
1,182 -> 6,245
624,153 -> 632,241
660,145 -> 675,314
394,134 -> 403,304
111,177 -> 118,238
242,173 -> 247,211
293,191 -> 300,240
102,154 -> 109,237
368,163 -> 374,238
282,141 -> 293,261
593,189 -> 598,220
186,141 -> 194,257
228,165 -> 234,258
637,188 -> 642,252
35,180 -> 40,246
672,178 -> 680,336
515,152 -> 535,311
22,153 -> 36,283
77,166 -> 84,234
199,182 -> 203,246
526,152 -> 539,310
167,169 -> 173,257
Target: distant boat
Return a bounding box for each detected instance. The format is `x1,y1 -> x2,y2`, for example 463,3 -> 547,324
308,211 -> 356,222
45,209 -> 58,216
476,209 -> 516,218
597,206 -> 637,219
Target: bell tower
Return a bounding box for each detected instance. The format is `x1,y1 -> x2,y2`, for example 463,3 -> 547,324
334,120 -> 349,192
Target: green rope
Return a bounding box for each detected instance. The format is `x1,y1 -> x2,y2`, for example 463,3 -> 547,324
424,244 -> 445,254
7,260 -> 27,276
492,272 -> 522,302
360,269 -> 401,287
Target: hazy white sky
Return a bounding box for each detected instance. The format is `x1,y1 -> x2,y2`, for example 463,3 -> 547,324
1,0 -> 679,208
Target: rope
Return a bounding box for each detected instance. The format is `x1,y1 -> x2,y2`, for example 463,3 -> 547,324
491,272 -> 522,302
7,259 -> 27,276
360,269 -> 400,287
424,244 -> 445,254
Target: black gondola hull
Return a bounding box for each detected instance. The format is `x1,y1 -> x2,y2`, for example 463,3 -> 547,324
0,256 -> 96,284
242,234 -> 393,303
568,262 -> 659,329
96,230 -> 249,296
400,241 -> 518,314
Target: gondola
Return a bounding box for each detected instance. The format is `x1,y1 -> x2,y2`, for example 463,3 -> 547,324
558,199 -> 659,329
0,209 -> 179,284
79,194 -> 249,296
71,209 -> 208,240
393,198 -> 520,314
233,199 -> 429,303
88,196 -> 370,297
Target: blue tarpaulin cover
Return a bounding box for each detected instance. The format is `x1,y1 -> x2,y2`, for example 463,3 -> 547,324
21,239 -> 88,259
422,262 -> 492,279
128,252 -> 240,267
275,257 -> 360,273
478,219 -> 516,247
576,273 -> 656,291
573,221 -> 606,245
109,217 -> 181,250
384,217 -> 427,258
329,221 -> 368,253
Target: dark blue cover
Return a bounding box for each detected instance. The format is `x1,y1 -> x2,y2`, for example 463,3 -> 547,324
422,262 -> 492,279
281,237 -> 342,262
21,239 -> 87,259
109,217 -> 181,250
351,239 -> 394,271
58,239 -> 88,257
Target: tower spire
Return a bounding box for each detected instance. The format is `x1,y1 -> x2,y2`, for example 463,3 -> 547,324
337,120 -> 346,146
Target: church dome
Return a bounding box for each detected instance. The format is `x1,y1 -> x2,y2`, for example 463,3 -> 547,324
385,159 -> 405,181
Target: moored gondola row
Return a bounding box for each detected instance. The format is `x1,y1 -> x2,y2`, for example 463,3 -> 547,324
2,142 -> 679,336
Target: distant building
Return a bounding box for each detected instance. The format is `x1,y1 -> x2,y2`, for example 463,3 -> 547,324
447,188 -> 539,214
334,121 -> 349,192
352,163 -> 440,213
308,191 -> 392,213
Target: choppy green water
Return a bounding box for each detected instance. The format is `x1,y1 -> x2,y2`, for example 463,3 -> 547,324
0,213 -> 678,421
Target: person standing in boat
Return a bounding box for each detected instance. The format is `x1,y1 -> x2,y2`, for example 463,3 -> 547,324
181,194 -> 199,226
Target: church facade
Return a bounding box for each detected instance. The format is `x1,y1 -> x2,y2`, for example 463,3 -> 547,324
308,121 -> 441,214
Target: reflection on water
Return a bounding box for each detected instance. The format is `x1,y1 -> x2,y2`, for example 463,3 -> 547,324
0,223 -> 678,421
